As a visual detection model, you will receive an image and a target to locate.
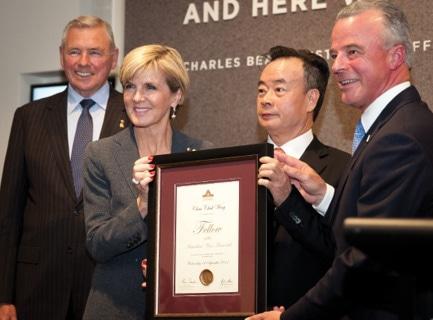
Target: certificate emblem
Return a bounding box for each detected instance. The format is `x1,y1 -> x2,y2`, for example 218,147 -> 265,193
199,269 -> 214,286
202,189 -> 214,200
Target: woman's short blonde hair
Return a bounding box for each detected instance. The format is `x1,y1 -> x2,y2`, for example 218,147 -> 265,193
120,44 -> 190,104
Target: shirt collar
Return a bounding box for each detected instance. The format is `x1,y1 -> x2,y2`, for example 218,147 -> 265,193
267,129 -> 314,159
361,81 -> 411,133
67,82 -> 110,114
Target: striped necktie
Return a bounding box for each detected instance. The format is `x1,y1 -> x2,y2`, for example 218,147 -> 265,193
71,99 -> 94,197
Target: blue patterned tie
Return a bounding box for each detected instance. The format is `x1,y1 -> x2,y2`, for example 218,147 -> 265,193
352,120 -> 365,154
71,99 -> 94,197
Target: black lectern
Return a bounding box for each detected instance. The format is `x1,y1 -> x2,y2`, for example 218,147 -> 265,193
344,217 -> 433,320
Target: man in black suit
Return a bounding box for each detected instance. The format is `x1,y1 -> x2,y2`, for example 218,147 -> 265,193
256,46 -> 350,308
0,16 -> 128,320
249,1 -> 433,319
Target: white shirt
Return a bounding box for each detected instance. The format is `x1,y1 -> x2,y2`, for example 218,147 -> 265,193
268,129 -> 313,159
67,82 -> 110,157
360,81 -> 411,133
267,129 -> 334,217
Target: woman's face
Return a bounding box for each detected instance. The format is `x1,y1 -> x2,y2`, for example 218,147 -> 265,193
123,67 -> 180,129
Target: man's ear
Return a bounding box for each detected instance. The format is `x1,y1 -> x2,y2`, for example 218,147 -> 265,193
306,88 -> 320,113
388,44 -> 406,70
111,47 -> 119,70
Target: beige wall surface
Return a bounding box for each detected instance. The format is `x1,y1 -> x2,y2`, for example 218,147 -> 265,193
125,0 -> 433,153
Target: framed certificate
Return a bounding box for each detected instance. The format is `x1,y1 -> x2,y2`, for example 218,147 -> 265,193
147,143 -> 273,320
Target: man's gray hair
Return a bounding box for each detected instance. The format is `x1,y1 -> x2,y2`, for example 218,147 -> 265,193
337,0 -> 412,67
60,16 -> 116,50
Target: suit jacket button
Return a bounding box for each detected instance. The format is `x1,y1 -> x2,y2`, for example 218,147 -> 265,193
73,209 -> 79,215
67,246 -> 73,254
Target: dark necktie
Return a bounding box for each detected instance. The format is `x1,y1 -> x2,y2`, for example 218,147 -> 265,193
71,99 -> 94,197
352,120 -> 365,155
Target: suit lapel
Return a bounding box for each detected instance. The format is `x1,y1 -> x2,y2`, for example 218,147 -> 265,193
300,137 -> 328,175
110,128 -> 204,198
113,126 -> 140,197
100,89 -> 128,138
111,128 -> 196,197
171,129 -> 196,153
329,86 -> 422,216
45,91 -> 77,200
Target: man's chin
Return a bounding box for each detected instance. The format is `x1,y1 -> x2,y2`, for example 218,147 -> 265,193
340,94 -> 356,106
70,82 -> 102,97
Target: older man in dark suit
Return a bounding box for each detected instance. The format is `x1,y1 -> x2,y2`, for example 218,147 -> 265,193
256,46 -> 350,308
249,1 -> 433,319
0,16 -> 128,320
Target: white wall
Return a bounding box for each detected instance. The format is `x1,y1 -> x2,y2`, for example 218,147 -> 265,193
0,0 -> 124,179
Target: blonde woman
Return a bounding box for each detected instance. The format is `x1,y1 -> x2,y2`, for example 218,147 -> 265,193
82,44 -> 212,319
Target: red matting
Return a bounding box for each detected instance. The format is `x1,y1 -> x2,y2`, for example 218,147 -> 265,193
155,158 -> 257,316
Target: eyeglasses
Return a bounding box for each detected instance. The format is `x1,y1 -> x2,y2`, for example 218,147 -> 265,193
64,48 -> 115,59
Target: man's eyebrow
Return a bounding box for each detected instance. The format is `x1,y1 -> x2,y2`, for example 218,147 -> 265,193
258,78 -> 287,86
331,44 -> 363,52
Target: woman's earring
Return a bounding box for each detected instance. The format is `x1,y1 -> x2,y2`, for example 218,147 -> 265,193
171,106 -> 177,119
